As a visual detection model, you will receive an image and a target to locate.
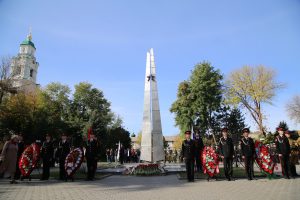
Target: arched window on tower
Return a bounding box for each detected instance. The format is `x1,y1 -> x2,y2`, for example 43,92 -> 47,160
30,69 -> 34,78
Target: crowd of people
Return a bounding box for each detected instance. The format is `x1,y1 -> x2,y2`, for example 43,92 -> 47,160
106,147 -> 140,164
0,132 -> 100,184
181,127 -> 299,182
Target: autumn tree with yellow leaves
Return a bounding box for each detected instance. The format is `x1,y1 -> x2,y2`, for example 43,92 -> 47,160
225,65 -> 284,134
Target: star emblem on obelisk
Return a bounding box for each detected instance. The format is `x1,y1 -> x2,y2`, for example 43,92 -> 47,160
147,74 -> 155,82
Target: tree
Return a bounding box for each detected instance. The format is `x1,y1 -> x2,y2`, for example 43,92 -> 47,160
226,107 -> 246,145
0,80 -> 131,160
136,131 -> 142,146
170,81 -> 194,134
107,127 -> 131,150
225,65 -> 284,134
70,82 -> 113,157
0,56 -> 13,104
170,62 -> 223,136
0,92 -> 45,142
173,135 -> 183,151
205,104 -> 246,145
109,114 -> 123,130
40,82 -> 71,137
286,95 -> 300,124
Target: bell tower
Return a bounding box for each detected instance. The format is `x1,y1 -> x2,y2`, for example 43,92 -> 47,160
10,30 -> 39,93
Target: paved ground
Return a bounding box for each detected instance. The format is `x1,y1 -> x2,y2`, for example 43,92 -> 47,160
0,174 -> 299,200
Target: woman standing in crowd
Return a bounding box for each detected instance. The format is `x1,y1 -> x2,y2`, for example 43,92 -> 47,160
0,135 -> 19,184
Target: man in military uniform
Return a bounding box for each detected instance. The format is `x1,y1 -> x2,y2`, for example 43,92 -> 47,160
275,127 -> 291,179
285,131 -> 298,178
85,133 -> 99,181
119,144 -> 125,165
56,133 -> 70,181
240,128 -> 255,180
218,127 -> 234,181
194,131 -> 204,172
41,134 -> 54,180
181,130 -> 196,182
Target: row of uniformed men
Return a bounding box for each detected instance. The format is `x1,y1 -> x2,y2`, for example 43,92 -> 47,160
181,127 -> 296,182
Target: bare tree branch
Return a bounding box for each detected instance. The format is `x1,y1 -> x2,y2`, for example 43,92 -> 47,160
286,95 -> 300,124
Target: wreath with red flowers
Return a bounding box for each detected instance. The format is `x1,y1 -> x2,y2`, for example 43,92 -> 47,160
255,141 -> 276,177
64,148 -> 84,177
201,146 -> 219,177
19,143 -> 40,177
132,163 -> 162,176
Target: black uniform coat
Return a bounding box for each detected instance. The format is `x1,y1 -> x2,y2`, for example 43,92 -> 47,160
41,140 -> 54,160
275,135 -> 291,155
218,137 -> 234,158
240,137 -> 255,157
57,140 -> 70,161
181,139 -> 196,160
85,140 -> 99,160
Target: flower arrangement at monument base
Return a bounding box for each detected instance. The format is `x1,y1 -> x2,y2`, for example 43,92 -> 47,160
19,143 -> 41,177
255,141 -> 276,179
201,146 -> 219,177
130,163 -> 164,176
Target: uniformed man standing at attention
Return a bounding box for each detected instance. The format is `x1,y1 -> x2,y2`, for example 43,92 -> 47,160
218,127 -> 234,181
275,127 -> 291,179
181,130 -> 196,182
56,133 -> 70,181
240,128 -> 255,180
85,132 -> 99,181
41,134 -> 54,180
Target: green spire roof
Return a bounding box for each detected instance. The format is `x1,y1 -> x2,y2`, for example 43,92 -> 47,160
20,32 -> 36,49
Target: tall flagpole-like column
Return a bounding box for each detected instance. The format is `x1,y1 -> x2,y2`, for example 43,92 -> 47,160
140,48 -> 165,163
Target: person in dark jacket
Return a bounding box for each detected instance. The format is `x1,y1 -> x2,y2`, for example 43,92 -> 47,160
218,127 -> 234,181
240,128 -> 255,180
85,133 -> 99,181
181,130 -> 196,182
275,127 -> 291,179
194,132 -> 204,172
285,131 -> 298,178
14,133 -> 25,180
41,134 -> 54,180
119,144 -> 125,165
56,133 -> 70,181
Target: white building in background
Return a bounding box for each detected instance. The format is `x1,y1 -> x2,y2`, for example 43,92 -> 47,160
164,136 -> 177,150
10,31 -> 39,93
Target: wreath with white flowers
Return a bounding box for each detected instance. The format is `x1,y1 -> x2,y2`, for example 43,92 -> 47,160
64,148 -> 84,177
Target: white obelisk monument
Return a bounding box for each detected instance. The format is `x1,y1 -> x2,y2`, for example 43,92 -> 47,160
140,48 -> 165,163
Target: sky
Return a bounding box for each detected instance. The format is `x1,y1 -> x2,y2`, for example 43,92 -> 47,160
1,0 -> 300,136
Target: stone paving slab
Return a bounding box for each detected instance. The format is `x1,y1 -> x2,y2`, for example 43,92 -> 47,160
0,174 -> 299,200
